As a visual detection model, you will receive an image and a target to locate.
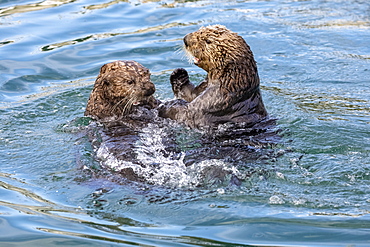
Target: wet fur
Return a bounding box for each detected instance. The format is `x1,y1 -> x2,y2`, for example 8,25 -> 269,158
85,60 -> 158,120
82,44 -> 276,186
84,60 -> 161,182
159,25 -> 268,129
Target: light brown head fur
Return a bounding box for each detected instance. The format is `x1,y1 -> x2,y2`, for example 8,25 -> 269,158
85,60 -> 157,120
184,25 -> 259,98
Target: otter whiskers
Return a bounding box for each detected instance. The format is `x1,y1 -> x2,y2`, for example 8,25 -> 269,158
175,44 -> 193,65
110,87 -> 135,116
122,96 -> 138,115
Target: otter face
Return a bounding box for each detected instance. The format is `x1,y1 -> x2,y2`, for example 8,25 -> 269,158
85,60 -> 157,119
183,25 -> 251,72
99,60 -> 155,106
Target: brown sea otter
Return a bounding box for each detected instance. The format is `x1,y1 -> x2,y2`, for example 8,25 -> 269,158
83,60 -> 162,181
85,60 -> 158,121
159,25 -> 268,129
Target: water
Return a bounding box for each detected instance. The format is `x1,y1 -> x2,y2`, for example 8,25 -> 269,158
1,0 -> 370,246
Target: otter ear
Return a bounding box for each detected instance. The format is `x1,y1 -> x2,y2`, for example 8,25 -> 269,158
102,79 -> 109,85
97,77 -> 109,86
100,64 -> 108,74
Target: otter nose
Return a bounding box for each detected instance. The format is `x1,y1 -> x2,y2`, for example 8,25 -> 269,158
143,84 -> 155,96
183,34 -> 190,47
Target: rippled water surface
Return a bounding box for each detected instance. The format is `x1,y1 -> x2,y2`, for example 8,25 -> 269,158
1,0 -> 370,246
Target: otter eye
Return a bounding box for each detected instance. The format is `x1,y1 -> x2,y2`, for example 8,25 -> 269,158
127,80 -> 135,85
206,39 -> 212,44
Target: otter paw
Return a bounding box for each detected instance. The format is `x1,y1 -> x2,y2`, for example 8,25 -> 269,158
170,68 -> 189,87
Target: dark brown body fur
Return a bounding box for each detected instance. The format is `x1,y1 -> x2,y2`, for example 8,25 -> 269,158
85,60 -> 158,120
159,25 -> 267,129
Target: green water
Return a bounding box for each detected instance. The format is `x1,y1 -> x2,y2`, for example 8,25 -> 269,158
1,0 -> 370,246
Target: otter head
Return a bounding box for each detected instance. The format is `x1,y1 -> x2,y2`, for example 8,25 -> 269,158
183,25 -> 254,72
85,60 -> 156,120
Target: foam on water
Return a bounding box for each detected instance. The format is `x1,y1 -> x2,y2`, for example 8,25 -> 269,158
94,122 -> 243,188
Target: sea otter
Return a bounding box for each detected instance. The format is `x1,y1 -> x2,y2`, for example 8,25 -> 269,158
159,25 -> 268,129
85,60 -> 158,121
84,60 -> 162,182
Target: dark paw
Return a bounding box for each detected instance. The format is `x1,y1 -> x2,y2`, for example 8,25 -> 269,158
170,68 -> 189,88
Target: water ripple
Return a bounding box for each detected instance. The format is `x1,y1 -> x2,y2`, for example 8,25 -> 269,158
0,0 -> 76,17
1,0 -> 370,245
40,21 -> 197,52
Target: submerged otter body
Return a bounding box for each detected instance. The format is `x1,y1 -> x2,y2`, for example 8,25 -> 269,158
159,25 -> 268,129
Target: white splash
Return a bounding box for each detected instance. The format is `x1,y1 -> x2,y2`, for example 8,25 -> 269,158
96,123 -> 243,188
135,124 -> 190,187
